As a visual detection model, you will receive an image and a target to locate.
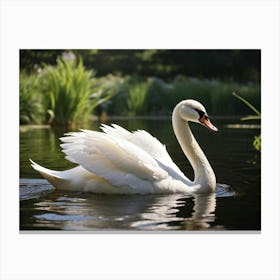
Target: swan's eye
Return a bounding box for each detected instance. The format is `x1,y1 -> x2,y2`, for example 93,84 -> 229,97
194,108 -> 205,119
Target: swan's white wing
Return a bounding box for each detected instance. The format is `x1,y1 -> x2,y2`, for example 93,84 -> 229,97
101,124 -> 189,182
60,130 -> 169,192
101,124 -> 171,163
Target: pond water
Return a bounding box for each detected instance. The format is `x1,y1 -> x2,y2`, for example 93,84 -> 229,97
20,118 -> 261,231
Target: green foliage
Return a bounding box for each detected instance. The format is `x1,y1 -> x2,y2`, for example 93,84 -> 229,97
20,54 -> 115,127
42,56 -> 113,127
95,74 -> 128,115
233,92 -> 261,119
102,75 -> 150,116
253,135 -> 261,152
20,72 -> 44,124
19,51 -> 261,127
20,50 -> 261,83
105,76 -> 260,116
126,81 -> 150,116
20,50 -> 65,73
233,92 -> 261,151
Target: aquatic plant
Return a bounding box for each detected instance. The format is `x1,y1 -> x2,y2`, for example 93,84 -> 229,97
103,76 -> 150,116
233,92 -> 261,151
95,74 -> 127,115
43,55 -> 113,127
106,76 -> 260,116
126,81 -> 150,115
20,66 -> 261,124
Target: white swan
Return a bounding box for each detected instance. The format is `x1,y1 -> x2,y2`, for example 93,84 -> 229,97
31,99 -> 218,194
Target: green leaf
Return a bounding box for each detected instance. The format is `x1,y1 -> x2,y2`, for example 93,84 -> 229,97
232,92 -> 261,117
241,115 -> 261,121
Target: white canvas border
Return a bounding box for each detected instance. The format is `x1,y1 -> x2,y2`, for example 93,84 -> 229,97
1,0 -> 279,279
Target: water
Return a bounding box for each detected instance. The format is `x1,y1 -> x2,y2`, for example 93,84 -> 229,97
20,118 -> 261,231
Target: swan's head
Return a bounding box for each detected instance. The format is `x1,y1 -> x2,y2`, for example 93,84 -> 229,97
177,99 -> 218,131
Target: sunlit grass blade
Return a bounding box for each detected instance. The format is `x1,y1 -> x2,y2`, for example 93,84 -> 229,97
232,92 -> 261,117
233,91 -> 261,152
241,115 -> 261,121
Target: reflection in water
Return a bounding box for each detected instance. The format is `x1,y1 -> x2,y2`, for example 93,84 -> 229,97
131,193 -> 218,230
20,180 -> 232,231
131,194 -> 188,230
182,194 -> 216,230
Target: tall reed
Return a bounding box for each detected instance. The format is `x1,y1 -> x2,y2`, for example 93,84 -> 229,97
126,82 -> 150,115
42,56 -> 113,127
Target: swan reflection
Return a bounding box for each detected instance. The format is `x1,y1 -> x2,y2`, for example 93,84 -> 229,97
25,184 -> 225,230
131,193 -> 217,230
182,193 -> 216,230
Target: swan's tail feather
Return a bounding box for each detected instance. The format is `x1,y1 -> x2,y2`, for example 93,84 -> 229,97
30,159 -> 117,192
29,159 -> 66,188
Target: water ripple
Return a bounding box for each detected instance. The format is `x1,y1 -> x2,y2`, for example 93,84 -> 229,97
20,179 -> 54,200
215,183 -> 236,197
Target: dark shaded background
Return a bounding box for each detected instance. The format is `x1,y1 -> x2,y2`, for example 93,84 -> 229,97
20,49 -> 260,83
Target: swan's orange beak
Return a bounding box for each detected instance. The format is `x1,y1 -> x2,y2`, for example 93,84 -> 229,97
200,115 -> 218,132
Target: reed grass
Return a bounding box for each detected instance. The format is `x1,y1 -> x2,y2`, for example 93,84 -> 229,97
107,76 -> 260,117
126,82 -> 150,115
42,56 -> 113,127
20,58 -> 260,125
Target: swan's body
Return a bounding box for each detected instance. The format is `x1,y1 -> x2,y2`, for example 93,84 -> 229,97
31,100 -> 218,194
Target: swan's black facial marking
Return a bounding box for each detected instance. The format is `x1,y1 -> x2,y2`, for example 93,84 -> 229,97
195,108 -> 207,122
195,108 -> 218,131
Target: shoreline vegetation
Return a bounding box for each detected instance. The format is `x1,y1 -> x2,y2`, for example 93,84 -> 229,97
20,50 -> 260,150
20,54 -> 260,128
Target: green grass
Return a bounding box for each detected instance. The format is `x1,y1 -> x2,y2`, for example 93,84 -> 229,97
20,55 -> 115,127
42,57 -> 94,126
41,56 -> 113,127
20,55 -> 260,125
126,82 -> 150,115
106,75 -> 260,117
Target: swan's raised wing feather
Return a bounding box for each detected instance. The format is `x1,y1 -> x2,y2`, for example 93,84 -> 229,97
101,124 -> 172,163
60,130 -> 168,190
101,124 -> 187,179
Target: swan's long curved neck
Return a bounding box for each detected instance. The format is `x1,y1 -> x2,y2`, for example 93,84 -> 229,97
172,107 -> 216,192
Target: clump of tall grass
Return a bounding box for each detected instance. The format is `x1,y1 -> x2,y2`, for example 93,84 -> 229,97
104,75 -> 150,116
107,75 -> 260,116
20,72 -> 44,124
126,82 -> 150,115
42,55 -> 113,127
95,74 -> 127,114
153,76 -> 260,116
20,62 -> 260,124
